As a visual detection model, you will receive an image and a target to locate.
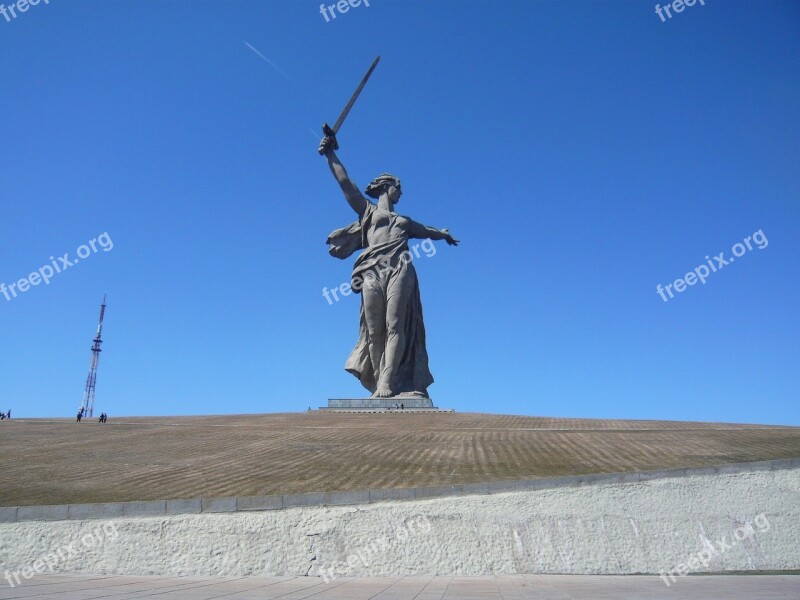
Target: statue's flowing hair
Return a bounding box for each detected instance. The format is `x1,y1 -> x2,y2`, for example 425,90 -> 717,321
365,173 -> 401,199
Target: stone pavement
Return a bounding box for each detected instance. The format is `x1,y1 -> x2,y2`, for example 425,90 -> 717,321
0,574 -> 798,599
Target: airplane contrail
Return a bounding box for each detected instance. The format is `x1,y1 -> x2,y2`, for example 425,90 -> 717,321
244,41 -> 289,79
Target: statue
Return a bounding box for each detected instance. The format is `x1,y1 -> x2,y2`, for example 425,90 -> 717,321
319,137 -> 458,398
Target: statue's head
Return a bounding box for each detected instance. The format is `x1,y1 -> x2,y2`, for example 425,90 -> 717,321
365,173 -> 402,203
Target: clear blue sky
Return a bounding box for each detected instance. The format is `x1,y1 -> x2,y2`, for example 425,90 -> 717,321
1,0 -> 798,424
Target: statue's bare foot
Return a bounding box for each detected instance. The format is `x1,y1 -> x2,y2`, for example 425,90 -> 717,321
373,386 -> 394,398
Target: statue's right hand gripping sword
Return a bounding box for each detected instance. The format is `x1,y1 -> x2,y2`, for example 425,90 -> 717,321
319,56 -> 381,154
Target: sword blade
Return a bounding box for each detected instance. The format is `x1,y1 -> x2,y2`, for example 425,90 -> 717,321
332,56 -> 381,134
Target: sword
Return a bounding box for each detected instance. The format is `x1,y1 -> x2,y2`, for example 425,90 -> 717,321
319,56 -> 381,154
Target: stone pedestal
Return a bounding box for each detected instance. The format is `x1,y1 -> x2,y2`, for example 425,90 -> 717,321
322,397 -> 438,410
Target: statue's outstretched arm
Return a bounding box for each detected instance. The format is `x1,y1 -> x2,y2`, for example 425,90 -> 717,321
408,220 -> 459,246
319,137 -> 368,218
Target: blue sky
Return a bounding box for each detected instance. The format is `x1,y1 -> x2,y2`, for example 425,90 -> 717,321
1,0 -> 798,424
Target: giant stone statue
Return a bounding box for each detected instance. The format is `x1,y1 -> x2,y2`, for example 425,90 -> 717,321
319,137 -> 458,399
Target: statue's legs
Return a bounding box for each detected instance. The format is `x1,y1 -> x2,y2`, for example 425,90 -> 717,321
361,275 -> 388,395
379,266 -> 415,397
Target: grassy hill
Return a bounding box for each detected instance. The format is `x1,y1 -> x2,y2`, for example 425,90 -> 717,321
1,412 -> 798,506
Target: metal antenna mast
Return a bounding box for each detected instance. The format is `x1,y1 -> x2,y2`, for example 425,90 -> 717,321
81,294 -> 107,418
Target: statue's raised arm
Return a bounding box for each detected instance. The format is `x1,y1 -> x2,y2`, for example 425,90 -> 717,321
319,136 -> 369,218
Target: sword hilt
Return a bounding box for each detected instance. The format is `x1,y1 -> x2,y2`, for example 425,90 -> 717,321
318,123 -> 339,155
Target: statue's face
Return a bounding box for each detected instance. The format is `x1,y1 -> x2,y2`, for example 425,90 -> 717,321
388,184 -> 402,204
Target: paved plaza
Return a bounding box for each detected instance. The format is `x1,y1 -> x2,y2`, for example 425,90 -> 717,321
0,574 -> 798,599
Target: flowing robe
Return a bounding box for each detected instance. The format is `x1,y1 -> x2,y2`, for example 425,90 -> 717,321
327,203 -> 434,396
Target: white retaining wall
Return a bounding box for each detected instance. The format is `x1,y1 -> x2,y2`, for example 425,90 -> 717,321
1,467 -> 798,578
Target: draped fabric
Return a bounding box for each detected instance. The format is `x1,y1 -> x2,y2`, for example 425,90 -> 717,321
326,221 -> 363,260
327,203 -> 434,396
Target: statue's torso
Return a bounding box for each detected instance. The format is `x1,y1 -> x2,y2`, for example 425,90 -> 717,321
366,208 -> 410,248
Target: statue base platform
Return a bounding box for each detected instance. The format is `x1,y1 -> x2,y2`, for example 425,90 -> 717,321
321,397 -> 442,411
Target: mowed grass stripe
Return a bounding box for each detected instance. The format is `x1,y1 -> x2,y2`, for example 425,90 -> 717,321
1,413 -> 799,506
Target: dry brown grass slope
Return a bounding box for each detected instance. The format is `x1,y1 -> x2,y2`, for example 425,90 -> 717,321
1,412 -> 799,506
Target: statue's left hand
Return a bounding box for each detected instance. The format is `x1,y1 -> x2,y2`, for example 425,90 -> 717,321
442,229 -> 459,246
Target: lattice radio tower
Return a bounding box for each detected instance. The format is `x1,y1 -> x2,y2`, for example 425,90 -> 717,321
80,294 -> 107,418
